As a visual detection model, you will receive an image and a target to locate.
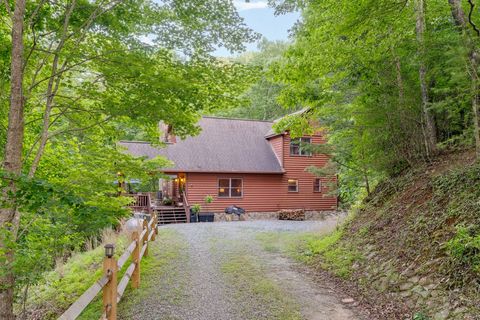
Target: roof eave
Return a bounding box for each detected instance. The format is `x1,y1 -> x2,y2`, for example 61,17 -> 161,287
161,169 -> 286,174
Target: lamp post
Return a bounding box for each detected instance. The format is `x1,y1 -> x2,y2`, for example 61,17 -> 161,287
104,244 -> 115,258
103,244 -> 117,320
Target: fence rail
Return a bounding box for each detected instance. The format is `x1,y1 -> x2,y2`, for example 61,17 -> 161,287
58,215 -> 158,320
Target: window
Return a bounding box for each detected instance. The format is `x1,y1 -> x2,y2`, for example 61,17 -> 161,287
287,179 -> 298,192
314,178 -> 322,192
218,178 -> 243,197
290,137 -> 312,156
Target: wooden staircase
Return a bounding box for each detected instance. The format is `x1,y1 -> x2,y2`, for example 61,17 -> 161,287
154,207 -> 188,225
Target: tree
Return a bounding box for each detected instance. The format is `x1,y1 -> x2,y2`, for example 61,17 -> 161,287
269,0 -> 478,205
0,0 -> 258,317
216,39 -> 300,120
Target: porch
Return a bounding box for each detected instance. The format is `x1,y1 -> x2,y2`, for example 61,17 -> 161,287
126,192 -> 190,224
125,172 -> 190,224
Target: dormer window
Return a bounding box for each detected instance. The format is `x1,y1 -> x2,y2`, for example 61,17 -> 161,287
290,138 -> 312,156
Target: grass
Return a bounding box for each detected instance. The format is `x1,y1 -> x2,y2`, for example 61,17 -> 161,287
221,254 -> 302,320
24,231 -> 130,319
256,223 -> 361,279
117,228 -> 188,317
23,228 -> 185,320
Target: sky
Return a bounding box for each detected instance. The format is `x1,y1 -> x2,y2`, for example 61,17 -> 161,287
213,0 -> 300,57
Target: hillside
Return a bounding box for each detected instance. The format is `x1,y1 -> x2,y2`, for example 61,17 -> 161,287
313,150 -> 479,319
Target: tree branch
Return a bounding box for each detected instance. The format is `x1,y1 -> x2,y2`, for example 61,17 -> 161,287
467,0 -> 480,37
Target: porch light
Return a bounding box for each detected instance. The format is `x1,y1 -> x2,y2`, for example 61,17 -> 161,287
220,188 -> 225,192
104,244 -> 115,258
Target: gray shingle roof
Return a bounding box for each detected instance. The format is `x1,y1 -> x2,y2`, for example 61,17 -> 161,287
119,117 -> 284,173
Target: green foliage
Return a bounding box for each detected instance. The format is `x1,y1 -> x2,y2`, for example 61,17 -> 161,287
204,195 -> 214,204
302,228 -> 361,278
191,204 -> 201,214
445,225 -> 480,275
24,232 -> 129,319
1,0 -> 262,314
267,0 -> 480,206
216,39 -> 302,120
413,312 -> 430,320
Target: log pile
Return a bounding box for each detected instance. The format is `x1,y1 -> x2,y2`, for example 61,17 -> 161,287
278,209 -> 305,221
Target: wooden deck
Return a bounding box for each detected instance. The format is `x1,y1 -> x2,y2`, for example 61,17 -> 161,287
126,194 -> 189,224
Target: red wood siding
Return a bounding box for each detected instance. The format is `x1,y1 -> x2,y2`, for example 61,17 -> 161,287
185,131 -> 337,213
268,135 -> 284,166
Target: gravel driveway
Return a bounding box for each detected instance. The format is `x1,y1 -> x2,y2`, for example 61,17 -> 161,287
118,217 -> 365,320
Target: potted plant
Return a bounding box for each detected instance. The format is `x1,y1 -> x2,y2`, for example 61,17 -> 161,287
190,203 -> 201,223
198,195 -> 215,222
162,197 -> 173,206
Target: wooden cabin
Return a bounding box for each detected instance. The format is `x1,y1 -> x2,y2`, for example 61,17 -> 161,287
119,114 -> 337,221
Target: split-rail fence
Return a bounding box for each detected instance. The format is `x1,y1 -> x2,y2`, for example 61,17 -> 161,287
58,215 -> 158,320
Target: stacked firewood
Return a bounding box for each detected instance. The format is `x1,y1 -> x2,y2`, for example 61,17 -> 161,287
278,209 -> 305,221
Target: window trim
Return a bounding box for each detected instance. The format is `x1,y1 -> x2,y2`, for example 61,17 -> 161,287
217,178 -> 243,198
287,179 -> 299,193
313,178 -> 322,193
289,137 -> 312,157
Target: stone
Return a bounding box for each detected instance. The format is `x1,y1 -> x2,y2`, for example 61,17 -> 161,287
341,298 -> 355,303
434,309 -> 450,320
377,277 -> 389,292
400,290 -> 413,298
408,276 -> 420,283
419,276 -> 431,286
411,285 -> 430,299
399,282 -> 414,291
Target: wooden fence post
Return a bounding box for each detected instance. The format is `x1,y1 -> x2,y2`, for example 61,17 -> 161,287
103,245 -> 117,320
131,230 -> 140,289
154,212 -> 158,235
143,219 -> 149,257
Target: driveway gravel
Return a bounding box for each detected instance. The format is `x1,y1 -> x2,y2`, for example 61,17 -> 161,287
118,216 -> 366,320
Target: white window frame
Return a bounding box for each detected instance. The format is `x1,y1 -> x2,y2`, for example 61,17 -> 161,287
290,137 -> 312,156
287,179 -> 299,192
218,178 -> 243,198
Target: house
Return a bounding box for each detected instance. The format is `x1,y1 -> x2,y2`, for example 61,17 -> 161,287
119,115 -> 337,220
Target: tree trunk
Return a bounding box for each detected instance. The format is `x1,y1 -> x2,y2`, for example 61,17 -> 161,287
0,0 -> 26,318
448,0 -> 480,157
415,0 -> 437,156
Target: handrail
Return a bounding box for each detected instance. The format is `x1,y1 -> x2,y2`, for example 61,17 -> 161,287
58,214 -> 158,320
182,192 -> 190,223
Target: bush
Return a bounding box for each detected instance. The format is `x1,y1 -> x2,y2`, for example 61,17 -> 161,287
445,225 -> 480,274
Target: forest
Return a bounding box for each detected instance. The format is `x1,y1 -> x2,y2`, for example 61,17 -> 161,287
1,0 -> 480,319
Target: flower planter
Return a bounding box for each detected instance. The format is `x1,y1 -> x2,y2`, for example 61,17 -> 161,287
190,212 -> 198,223
198,212 -> 214,222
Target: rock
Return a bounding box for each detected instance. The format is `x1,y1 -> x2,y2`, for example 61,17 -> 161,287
419,276 -> 431,286
377,277 -> 389,292
341,298 -> 355,303
400,290 -> 413,298
434,309 -> 450,320
399,282 -> 414,291
411,285 -> 430,299
408,276 -> 420,283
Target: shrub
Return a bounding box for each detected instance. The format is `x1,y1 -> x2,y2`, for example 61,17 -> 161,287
445,225 -> 480,274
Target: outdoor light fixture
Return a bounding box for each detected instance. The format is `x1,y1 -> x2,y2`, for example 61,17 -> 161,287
104,244 -> 115,258
125,217 -> 141,233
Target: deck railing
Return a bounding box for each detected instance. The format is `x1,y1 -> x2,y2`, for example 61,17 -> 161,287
182,192 -> 190,223
58,215 -> 158,320
126,193 -> 151,214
